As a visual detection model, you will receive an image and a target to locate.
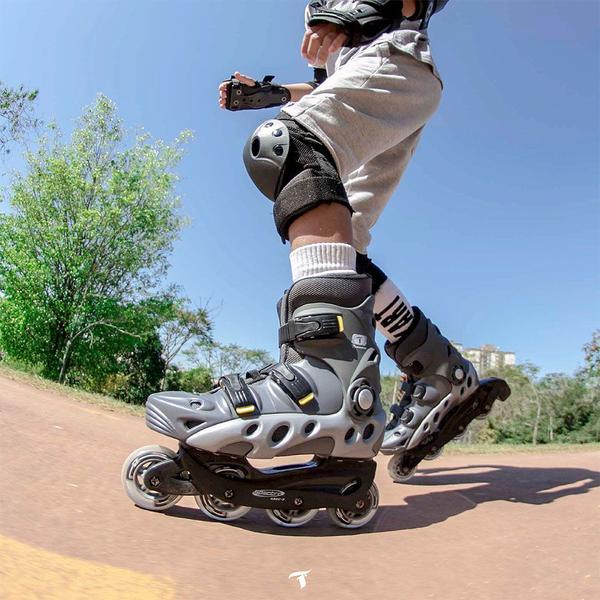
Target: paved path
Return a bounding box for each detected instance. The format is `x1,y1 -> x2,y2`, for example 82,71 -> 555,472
1,374 -> 598,600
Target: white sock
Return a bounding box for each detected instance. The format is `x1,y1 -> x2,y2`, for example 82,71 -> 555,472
290,242 -> 357,282
374,278 -> 415,342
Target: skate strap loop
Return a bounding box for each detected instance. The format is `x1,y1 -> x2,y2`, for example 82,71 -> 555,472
278,313 -> 344,345
269,364 -> 315,407
219,374 -> 260,417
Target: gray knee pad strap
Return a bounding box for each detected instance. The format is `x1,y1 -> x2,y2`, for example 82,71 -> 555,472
243,114 -> 350,241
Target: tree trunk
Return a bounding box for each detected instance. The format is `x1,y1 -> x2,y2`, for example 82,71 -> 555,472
532,396 -> 542,445
58,338 -> 74,384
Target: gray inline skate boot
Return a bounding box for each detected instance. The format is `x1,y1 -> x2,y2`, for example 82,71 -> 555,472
122,274 -> 386,529
381,307 -> 510,482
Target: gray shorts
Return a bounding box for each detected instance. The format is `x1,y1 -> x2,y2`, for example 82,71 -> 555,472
282,40 -> 442,253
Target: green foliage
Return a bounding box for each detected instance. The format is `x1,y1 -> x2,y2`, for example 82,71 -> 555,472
165,365 -> 214,394
483,361 -> 600,444
99,334 -> 166,404
0,95 -> 190,384
0,81 -> 39,155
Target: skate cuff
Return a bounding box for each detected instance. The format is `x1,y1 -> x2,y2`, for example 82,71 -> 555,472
219,374 -> 260,417
278,313 -> 344,345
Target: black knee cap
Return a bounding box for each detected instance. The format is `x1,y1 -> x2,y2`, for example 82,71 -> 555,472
243,114 -> 350,241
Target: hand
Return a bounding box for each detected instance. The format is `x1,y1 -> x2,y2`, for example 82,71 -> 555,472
218,71 -> 256,109
301,24 -> 348,66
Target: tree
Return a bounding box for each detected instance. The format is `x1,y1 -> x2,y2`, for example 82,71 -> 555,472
0,95 -> 190,382
0,82 -> 38,155
159,299 -> 212,388
192,341 -> 274,378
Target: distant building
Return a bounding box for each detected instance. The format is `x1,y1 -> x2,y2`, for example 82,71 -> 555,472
452,343 -> 516,375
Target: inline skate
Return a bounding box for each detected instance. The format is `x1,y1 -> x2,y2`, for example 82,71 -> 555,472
122,274 -> 386,528
380,307 -> 511,482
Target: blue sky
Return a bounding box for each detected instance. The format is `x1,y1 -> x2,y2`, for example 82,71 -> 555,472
1,0 -> 599,376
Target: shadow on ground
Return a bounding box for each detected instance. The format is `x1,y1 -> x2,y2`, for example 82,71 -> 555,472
162,462 -> 600,537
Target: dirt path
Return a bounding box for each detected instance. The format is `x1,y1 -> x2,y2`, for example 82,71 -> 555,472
1,375 -> 598,600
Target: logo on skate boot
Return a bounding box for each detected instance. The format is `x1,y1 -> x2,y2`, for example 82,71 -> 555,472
252,489 -> 285,499
289,570 -> 311,590
351,334 -> 368,349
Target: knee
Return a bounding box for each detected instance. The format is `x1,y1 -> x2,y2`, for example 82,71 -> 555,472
243,114 -> 350,241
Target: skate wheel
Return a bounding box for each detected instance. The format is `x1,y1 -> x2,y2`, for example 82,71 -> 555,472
476,406 -> 493,420
454,428 -> 468,441
121,445 -> 182,511
195,465 -> 251,522
327,483 -> 379,529
266,508 -> 319,528
424,446 -> 444,461
387,454 -> 417,483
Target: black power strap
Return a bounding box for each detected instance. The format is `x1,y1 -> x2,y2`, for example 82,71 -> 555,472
278,313 -> 344,346
219,374 -> 260,417
269,364 -> 315,408
225,75 -> 290,111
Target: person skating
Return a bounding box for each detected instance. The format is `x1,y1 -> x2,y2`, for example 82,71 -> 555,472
218,0 -> 510,479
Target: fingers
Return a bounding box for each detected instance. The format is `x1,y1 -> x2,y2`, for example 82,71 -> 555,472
301,30 -> 312,59
316,31 -> 338,64
233,71 -> 256,86
329,31 -> 348,54
305,32 -> 323,64
301,25 -> 348,65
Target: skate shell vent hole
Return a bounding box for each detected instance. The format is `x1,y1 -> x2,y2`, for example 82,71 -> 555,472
251,138 -> 260,156
185,420 -> 203,430
344,428 -> 355,442
423,423 -> 430,432
304,422 -> 316,436
271,424 -> 290,445
467,376 -> 473,387
433,412 -> 440,423
245,423 -> 259,437
363,423 -> 374,441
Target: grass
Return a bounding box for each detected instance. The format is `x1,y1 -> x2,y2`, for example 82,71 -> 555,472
1,362 -> 599,455
0,362 -> 145,416
444,441 -> 600,455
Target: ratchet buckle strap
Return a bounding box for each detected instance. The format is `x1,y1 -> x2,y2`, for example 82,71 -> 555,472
278,313 -> 344,345
219,374 -> 259,417
269,364 -> 315,407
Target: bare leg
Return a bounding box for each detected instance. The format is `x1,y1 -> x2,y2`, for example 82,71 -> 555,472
289,203 -> 353,250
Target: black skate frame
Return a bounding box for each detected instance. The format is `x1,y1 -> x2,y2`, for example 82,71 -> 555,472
144,447 -> 377,512
392,377 -> 511,477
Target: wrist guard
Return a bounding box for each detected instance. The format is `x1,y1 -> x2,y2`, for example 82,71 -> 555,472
307,0 -> 405,47
307,68 -> 328,90
225,75 -> 290,111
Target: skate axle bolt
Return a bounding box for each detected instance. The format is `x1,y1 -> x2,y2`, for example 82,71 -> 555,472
355,499 -> 365,510
294,497 -> 303,507
224,490 -> 234,499
150,476 -> 160,487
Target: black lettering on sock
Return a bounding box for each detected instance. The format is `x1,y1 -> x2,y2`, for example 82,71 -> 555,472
381,302 -> 409,328
388,310 -> 414,335
375,295 -> 400,323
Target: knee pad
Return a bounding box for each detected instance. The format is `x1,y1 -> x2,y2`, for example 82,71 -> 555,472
243,115 -> 350,241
